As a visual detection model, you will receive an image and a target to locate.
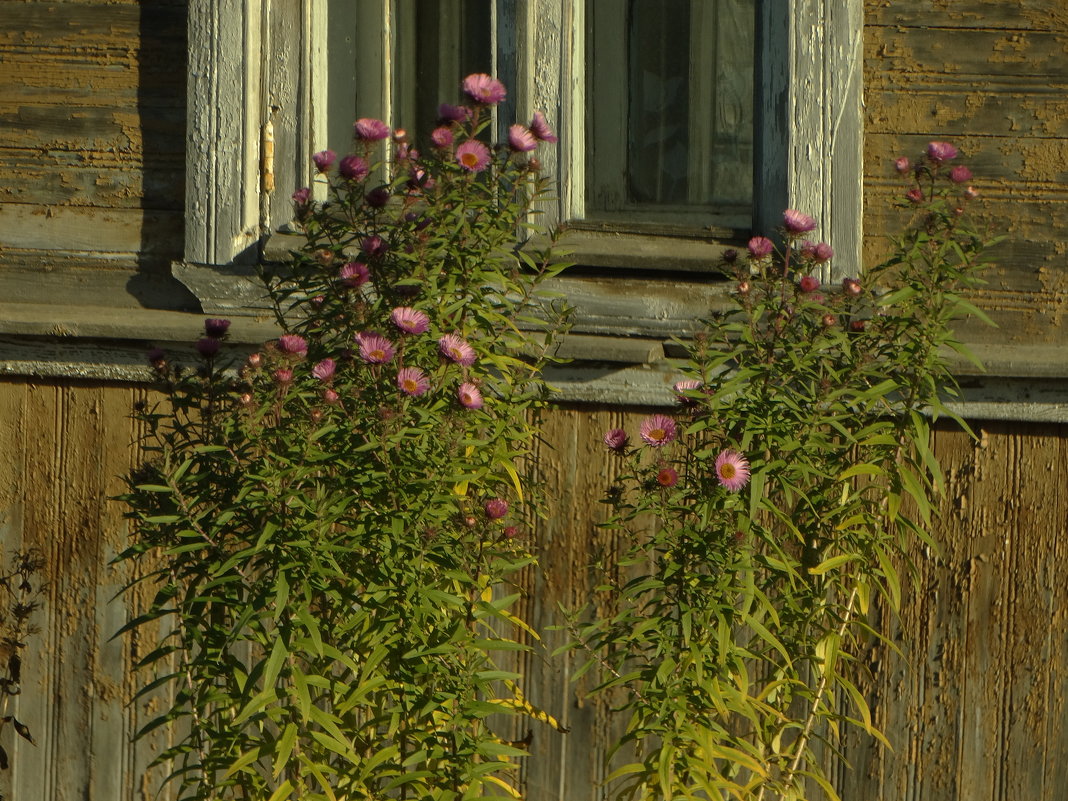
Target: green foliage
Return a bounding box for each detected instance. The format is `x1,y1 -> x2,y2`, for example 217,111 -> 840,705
119,78 -> 568,800
567,144 -> 996,801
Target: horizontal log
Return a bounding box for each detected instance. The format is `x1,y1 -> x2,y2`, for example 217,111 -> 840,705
0,203 -> 182,256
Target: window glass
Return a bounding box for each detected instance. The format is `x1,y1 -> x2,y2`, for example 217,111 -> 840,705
586,0 -> 755,228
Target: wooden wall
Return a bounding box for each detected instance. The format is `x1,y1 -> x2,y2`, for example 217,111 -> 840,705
0,380 -> 1065,800
864,0 -> 1068,347
0,0 -> 188,305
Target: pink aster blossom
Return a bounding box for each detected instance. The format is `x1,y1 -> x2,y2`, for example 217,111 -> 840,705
799,275 -> 820,293
430,126 -> 454,148
291,187 -> 311,205
894,156 -> 910,173
439,334 -> 476,366
813,242 -> 834,263
438,103 -> 470,123
484,498 -> 509,520
508,124 -> 537,152
906,187 -> 924,204
204,318 -> 230,338
714,449 -> 750,492
322,388 -> 340,405
458,382 -> 483,409
390,307 -> 430,335
842,277 -> 862,296
354,118 -> 391,141
312,358 -> 336,381
674,379 -> 702,404
365,186 -> 390,207
927,141 -> 958,163
748,236 -> 774,259
639,414 -> 677,447
783,209 -> 817,235
456,140 -> 491,172
603,428 -> 629,451
339,262 -> 370,288
357,332 -> 395,364
277,334 -> 308,358
361,235 -> 388,257
949,165 -> 973,183
339,155 -> 369,181
529,111 -> 558,143
656,467 -> 679,488
312,149 -> 336,172
397,366 -> 430,397
195,337 -> 220,357
462,73 -> 507,105
274,368 -> 293,385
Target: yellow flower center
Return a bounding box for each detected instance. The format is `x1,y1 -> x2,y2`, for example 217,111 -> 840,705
650,428 -> 665,440
460,152 -> 479,168
720,463 -> 737,479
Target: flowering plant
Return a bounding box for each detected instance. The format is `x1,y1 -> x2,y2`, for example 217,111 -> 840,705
119,75 -> 568,800
568,143 -> 996,800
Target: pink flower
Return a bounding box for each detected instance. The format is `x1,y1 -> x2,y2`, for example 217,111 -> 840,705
291,187 -> 311,205
147,347 -> 166,367
813,242 -> 833,263
905,187 -> 924,204
397,366 -> 430,397
783,209 -> 817,235
204,318 -> 231,338
365,186 -> 390,207
842,277 -> 862,296
438,103 -> 470,123
603,428 -> 629,451
357,332 -> 395,364
339,155 -> 369,181
507,124 -> 537,152
278,334 -> 308,358
361,235 -> 388,257
274,368 -> 293,385
354,118 -> 391,141
195,337 -> 220,357
458,382 -> 483,409
439,334 -> 476,366
639,415 -> 677,447
462,73 -> 507,105
714,449 -> 750,492
529,111 -> 558,143
748,236 -> 774,259
965,186 -> 979,199
949,165 -> 973,183
430,126 -> 454,148
484,498 -> 509,520
656,467 -> 678,488
927,141 -> 958,163
339,262 -> 370,288
674,379 -> 702,404
247,352 -> 262,369
322,388 -> 340,405
390,307 -> 430,335
312,149 -> 336,172
894,156 -> 910,173
799,275 -> 820,293
312,358 -> 336,381
456,140 -> 491,172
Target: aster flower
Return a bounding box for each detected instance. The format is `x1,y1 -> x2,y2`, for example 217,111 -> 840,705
397,366 -> 430,397
196,337 -> 220,357
438,103 -> 470,124
748,236 -> 774,259
439,334 -> 476,366
291,187 -> 311,206
927,141 -> 958,163
462,73 -> 507,105
277,334 -> 308,358
603,428 -> 629,451
783,209 -> 817,235
361,235 -> 388,257
339,262 -> 370,288
357,333 -> 395,364
906,187 -> 924,204
639,415 -> 677,447
390,307 -> 430,335
674,379 -> 702,405
322,388 -> 340,405
147,347 -> 166,368
949,165 -> 973,183
430,126 -> 454,149
656,467 -> 678,488
458,382 -> 483,409
842,277 -> 862,296
312,358 -> 336,381
714,449 -> 750,492
529,111 -> 558,143
799,275 -> 820,293
339,155 -> 369,181
484,498 -> 509,520
354,118 -> 391,141
312,149 -> 336,172
365,186 -> 390,207
456,140 -> 491,173
204,318 -> 230,338
508,124 -> 537,152
813,242 -> 834,263
274,368 -> 293,385
894,156 -> 910,173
